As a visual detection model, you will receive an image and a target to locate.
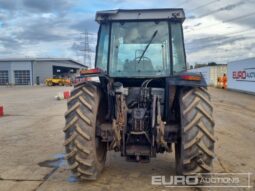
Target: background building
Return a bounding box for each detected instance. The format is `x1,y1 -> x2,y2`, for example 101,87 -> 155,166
188,65 -> 227,86
227,58 -> 255,94
0,58 -> 86,86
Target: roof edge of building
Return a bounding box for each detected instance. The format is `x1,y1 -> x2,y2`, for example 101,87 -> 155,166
0,58 -> 87,68
228,57 -> 255,64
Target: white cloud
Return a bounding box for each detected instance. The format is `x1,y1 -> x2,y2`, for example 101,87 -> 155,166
0,0 -> 254,66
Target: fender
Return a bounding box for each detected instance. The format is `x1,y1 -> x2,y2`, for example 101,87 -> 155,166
166,72 -> 207,87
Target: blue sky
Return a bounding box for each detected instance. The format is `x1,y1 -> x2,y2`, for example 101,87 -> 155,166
0,0 -> 255,66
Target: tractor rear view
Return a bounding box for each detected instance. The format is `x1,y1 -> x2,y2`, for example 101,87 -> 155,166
64,9 -> 215,180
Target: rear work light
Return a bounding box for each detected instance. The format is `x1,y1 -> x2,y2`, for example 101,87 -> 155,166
80,68 -> 102,75
180,75 -> 201,81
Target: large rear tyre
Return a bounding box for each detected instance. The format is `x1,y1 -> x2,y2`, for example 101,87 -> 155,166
64,82 -> 107,180
175,87 -> 215,175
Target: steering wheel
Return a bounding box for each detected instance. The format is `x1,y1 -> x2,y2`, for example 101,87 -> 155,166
135,56 -> 151,63
134,56 -> 154,71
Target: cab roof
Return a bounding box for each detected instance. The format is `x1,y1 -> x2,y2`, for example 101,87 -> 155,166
95,8 -> 185,23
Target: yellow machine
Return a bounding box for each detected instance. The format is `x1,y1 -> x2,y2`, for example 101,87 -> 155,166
45,77 -> 71,86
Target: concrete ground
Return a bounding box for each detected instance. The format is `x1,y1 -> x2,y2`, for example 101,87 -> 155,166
0,86 -> 254,191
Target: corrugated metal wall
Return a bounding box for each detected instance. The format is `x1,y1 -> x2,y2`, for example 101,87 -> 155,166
189,66 -> 227,86
0,61 -> 32,85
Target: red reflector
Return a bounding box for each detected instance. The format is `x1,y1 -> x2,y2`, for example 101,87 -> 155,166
180,75 -> 201,81
0,106 -> 3,117
63,91 -> 70,99
80,68 -> 102,75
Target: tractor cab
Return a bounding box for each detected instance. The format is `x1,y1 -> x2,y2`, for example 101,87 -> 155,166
95,9 -> 186,78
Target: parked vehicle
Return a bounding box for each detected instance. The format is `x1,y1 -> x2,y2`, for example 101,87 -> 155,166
45,77 -> 71,86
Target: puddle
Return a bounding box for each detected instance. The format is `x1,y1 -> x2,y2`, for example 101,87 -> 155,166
68,175 -> 79,183
53,153 -> 65,160
38,153 -> 66,168
38,153 -> 80,183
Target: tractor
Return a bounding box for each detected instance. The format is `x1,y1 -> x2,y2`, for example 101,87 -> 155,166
64,9 -> 215,180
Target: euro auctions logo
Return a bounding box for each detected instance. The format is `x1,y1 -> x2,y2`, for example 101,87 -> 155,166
151,173 -> 252,188
233,68 -> 255,81
152,175 -> 199,186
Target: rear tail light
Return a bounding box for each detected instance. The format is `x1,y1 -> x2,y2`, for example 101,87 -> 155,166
180,75 -> 201,81
80,68 -> 102,75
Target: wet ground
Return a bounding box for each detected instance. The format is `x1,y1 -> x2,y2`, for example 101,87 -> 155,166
0,86 -> 254,191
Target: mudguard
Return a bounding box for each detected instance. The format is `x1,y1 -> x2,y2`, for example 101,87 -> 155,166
166,72 -> 207,87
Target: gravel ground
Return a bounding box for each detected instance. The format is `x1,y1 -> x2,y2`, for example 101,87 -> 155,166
0,86 -> 254,191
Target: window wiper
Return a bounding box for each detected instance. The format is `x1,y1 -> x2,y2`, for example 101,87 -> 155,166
137,30 -> 158,64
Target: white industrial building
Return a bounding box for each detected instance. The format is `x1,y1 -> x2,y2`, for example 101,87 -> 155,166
189,60 -> 255,94
0,58 -> 86,86
188,65 -> 227,86
227,58 -> 255,94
